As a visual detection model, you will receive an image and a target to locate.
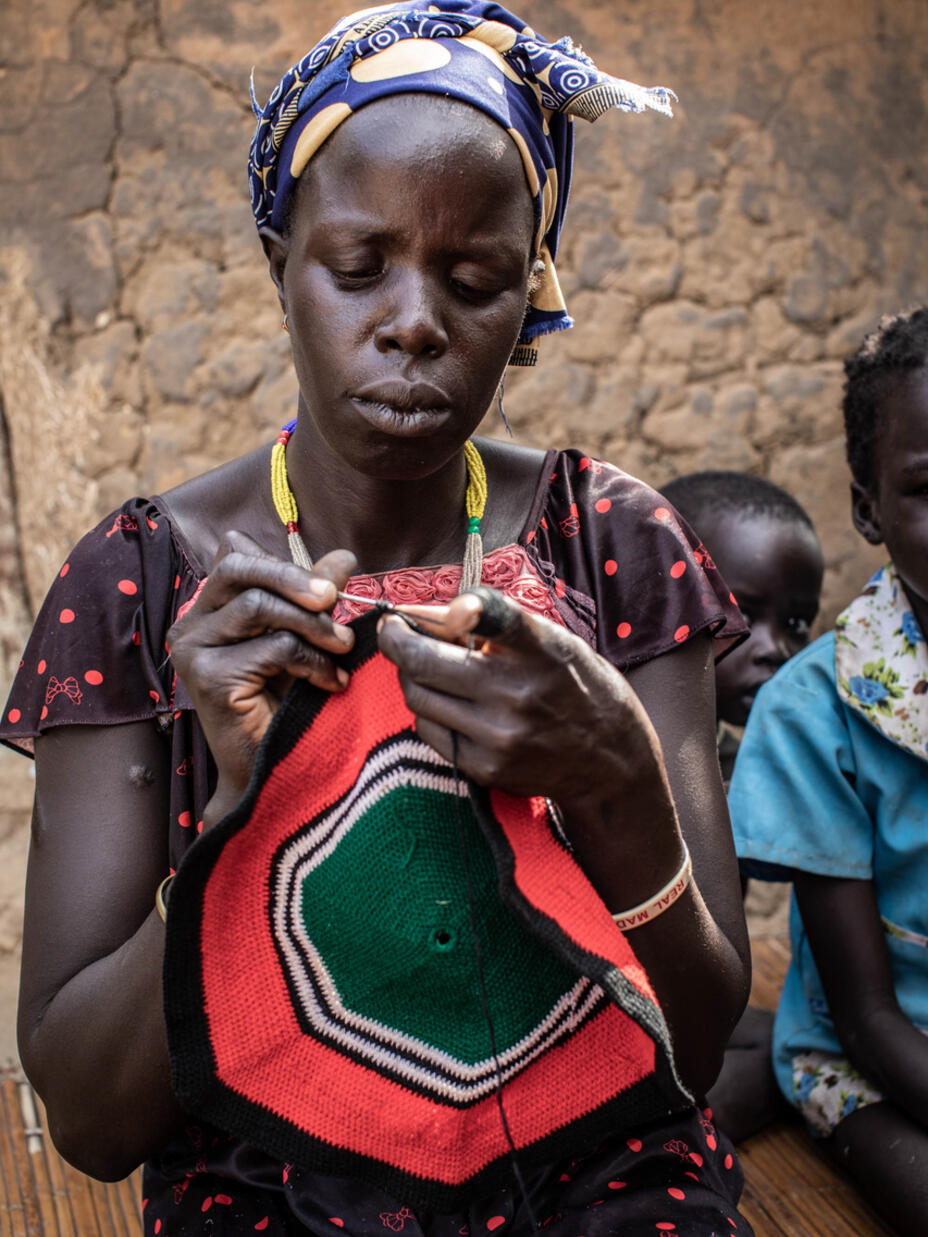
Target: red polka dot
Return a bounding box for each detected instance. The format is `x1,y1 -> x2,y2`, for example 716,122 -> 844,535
37,660 -> 46,675
579,456 -> 591,470
131,631 -> 141,645
486,1219 -> 506,1232
329,1220 -> 345,1229
604,559 -> 618,576
215,1194 -> 232,1205
616,622 -> 632,639
654,506 -> 671,521
59,563 -> 70,578
255,1222 -> 269,1233
178,811 -> 192,829
174,575 -> 180,590
684,1171 -> 699,1181
670,560 -> 687,579
595,498 -> 612,514
142,1198 -> 149,1210
626,1137 -> 642,1152
559,1173 -> 571,1182
656,1226 -> 676,1232
673,625 -> 690,642
688,1152 -> 703,1167
555,578 -> 566,598
154,1222 -> 162,1235
117,579 -> 138,595
7,709 -> 21,724
668,1187 -> 685,1200
728,1220 -> 737,1229
84,670 -> 103,686
282,1167 -> 289,1183
40,706 -> 48,720
703,1107 -> 713,1119
59,609 -> 75,624
607,1180 -> 627,1190
706,1135 -> 717,1151
196,819 -> 204,834
729,592 -> 738,606
147,517 -> 159,531
149,690 -> 160,704
724,1153 -> 733,1170
202,1197 -> 213,1212
526,529 -> 536,544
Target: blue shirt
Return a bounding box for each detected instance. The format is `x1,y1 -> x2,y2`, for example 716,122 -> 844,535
730,632 -> 928,1103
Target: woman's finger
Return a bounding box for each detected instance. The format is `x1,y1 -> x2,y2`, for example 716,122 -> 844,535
184,629 -> 349,698
377,614 -> 485,698
198,535 -> 357,617
189,588 -> 354,656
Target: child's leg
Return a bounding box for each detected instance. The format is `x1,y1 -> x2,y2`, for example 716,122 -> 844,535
706,1006 -> 787,1143
832,1101 -> 928,1237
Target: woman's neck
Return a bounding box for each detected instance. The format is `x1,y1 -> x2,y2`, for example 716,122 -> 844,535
285,417 -> 473,575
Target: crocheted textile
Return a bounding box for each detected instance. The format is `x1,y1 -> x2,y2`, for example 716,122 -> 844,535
164,611 -> 690,1210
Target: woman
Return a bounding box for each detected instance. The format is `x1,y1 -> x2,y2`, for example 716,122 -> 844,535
3,4 -> 752,1233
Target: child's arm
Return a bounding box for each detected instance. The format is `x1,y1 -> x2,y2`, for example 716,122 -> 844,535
794,872 -> 928,1129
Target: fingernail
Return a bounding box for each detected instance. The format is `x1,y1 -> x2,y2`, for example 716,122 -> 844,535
336,667 -> 349,687
335,624 -> 354,646
306,578 -> 334,600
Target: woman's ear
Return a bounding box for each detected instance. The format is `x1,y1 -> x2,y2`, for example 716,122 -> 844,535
850,481 -> 883,545
259,225 -> 289,312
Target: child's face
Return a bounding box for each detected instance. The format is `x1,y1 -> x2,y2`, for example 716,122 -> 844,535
853,369 -> 928,632
710,512 -> 824,726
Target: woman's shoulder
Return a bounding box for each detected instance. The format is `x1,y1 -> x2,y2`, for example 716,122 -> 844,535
1,496 -> 199,752
527,449 -> 747,669
157,444 -> 273,574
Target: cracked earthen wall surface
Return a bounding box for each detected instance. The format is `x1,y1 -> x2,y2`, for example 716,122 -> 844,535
0,0 -> 926,1059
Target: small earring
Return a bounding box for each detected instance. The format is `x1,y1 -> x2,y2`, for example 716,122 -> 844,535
496,376 -> 513,438
281,312 -> 288,332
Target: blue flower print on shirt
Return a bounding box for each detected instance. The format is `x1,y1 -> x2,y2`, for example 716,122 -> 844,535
796,1071 -> 817,1104
901,610 -> 925,648
840,1093 -> 858,1119
848,675 -> 889,706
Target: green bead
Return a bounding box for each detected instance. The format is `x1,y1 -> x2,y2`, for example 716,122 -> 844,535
467,516 -> 481,534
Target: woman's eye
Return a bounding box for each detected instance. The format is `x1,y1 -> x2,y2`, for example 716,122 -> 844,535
450,278 -> 498,302
786,616 -> 811,637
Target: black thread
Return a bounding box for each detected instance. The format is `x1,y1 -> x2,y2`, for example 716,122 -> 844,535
450,733 -> 540,1232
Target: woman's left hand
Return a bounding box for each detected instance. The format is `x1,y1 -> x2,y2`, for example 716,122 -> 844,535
377,590 -> 661,815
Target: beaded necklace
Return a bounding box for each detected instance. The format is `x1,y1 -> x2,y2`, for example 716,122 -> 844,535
270,418 -> 488,589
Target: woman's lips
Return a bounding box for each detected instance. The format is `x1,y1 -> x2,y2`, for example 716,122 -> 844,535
349,381 -> 453,438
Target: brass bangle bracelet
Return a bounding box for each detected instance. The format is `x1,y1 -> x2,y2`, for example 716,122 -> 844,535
155,873 -> 175,924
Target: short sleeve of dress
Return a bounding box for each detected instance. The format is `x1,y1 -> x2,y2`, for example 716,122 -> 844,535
730,634 -> 874,882
528,450 -> 747,670
1,499 -> 202,756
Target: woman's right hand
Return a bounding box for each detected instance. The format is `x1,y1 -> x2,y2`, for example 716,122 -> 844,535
167,531 -> 357,805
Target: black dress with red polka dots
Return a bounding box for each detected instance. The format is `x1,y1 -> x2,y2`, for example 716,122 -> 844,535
1,450 -> 750,1236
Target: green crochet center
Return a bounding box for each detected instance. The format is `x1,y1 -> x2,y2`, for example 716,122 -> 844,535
298,784 -> 579,1062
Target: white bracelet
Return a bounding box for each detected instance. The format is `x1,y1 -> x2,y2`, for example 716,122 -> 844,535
611,842 -> 692,931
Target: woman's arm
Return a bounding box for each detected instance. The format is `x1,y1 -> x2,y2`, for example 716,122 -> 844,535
20,719 -> 184,1180
378,599 -> 750,1096
18,537 -> 357,1180
793,873 -> 928,1129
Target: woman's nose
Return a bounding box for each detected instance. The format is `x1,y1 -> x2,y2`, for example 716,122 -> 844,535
374,272 -> 448,359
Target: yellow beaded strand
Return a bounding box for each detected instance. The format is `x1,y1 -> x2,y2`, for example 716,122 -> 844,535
271,425 -> 487,589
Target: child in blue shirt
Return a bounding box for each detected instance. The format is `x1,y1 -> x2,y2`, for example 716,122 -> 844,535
731,306 -> 928,1237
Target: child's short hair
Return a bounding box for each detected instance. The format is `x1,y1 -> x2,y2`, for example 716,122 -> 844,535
843,305 -> 928,490
659,470 -> 814,534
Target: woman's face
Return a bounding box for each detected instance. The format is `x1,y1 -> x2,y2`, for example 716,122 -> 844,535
267,96 -> 535,480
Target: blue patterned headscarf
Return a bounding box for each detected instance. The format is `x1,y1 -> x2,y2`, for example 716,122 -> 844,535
249,1 -> 674,359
